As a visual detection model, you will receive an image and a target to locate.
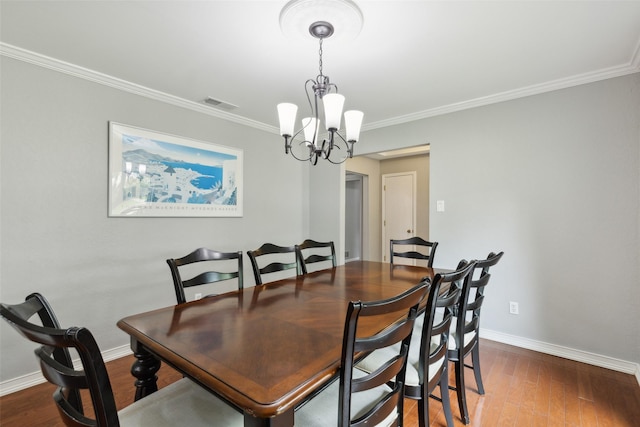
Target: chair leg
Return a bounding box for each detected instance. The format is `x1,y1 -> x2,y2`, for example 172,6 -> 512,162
417,390 -> 429,427
471,344 -> 485,395
440,367 -> 454,427
454,357 -> 470,424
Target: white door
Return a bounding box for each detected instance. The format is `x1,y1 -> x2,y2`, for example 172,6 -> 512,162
382,172 -> 417,264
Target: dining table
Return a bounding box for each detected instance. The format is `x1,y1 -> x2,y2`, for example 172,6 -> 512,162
117,260 -> 442,427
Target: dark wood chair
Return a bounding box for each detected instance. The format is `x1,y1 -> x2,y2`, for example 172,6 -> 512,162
298,239 -> 337,274
247,242 -> 302,285
0,293 -> 243,427
357,260 -> 475,427
448,251 -> 504,424
167,247 -> 243,304
295,281 -> 429,426
390,237 -> 438,267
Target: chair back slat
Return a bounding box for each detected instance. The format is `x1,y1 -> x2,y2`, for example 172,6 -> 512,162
355,321 -> 414,354
350,390 -> 399,427
38,346 -> 89,389
182,271 -> 240,289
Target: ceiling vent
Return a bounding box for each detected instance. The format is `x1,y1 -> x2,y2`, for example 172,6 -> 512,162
202,97 -> 238,110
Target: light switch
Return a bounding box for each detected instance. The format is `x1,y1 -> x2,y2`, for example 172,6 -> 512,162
436,200 -> 445,212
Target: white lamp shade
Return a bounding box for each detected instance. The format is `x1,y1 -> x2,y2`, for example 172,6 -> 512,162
344,110 -> 364,142
323,93 -> 345,130
277,103 -> 298,136
302,117 -> 319,147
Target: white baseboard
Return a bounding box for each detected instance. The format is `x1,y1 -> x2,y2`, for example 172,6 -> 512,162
0,344 -> 132,397
480,328 -> 640,386
2,332 -> 639,396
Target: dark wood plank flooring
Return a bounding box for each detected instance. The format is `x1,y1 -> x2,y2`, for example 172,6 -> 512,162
1,339 -> 638,426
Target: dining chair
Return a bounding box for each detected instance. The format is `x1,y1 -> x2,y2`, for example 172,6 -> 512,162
356,260 -> 475,427
389,237 -> 438,267
0,292 -> 244,427
167,247 -> 243,304
247,242 -> 302,285
298,239 -> 337,274
447,251 -> 504,424
295,280 -> 429,426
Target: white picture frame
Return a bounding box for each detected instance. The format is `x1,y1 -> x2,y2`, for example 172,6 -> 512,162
108,122 -> 243,217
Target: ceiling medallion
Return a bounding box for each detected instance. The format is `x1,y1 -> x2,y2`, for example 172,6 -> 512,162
279,0 -> 364,41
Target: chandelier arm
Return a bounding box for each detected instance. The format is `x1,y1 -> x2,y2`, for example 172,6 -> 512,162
305,79 -> 317,112
286,127 -> 314,162
289,143 -> 314,162
324,150 -> 349,165
323,131 -> 355,164
320,138 -> 331,160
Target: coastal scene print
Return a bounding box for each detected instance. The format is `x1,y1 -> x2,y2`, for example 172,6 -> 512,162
109,123 -> 243,217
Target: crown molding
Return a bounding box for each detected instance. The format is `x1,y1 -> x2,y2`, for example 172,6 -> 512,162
363,59 -> 640,132
0,43 -> 279,134
631,37 -> 640,70
3,42 -> 638,135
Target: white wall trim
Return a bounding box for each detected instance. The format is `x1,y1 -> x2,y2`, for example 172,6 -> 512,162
0,344 -> 132,397
0,42 -> 279,135
3,332 -> 638,396
481,328 -> 640,385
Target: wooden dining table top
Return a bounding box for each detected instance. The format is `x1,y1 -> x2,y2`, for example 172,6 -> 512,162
117,261 -> 440,426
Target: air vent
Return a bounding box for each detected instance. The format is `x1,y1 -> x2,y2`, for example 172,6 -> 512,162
202,97 -> 238,111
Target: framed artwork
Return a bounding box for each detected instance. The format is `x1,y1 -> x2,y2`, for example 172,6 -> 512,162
108,122 -> 243,217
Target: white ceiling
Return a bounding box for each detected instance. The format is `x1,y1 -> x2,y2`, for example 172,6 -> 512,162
2,0 -> 639,136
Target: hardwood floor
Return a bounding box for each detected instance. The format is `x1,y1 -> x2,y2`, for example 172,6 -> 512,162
1,339 -> 638,426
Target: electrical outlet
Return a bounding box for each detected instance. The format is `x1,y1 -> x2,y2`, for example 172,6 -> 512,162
509,301 -> 519,315
194,293 -> 203,300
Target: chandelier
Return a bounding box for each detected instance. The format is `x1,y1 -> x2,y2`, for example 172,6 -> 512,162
277,20 -> 363,165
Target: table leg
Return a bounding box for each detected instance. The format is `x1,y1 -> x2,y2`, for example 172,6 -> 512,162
243,408 -> 294,427
130,338 -> 160,401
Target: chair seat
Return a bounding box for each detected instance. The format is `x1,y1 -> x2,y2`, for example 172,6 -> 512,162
295,370 -> 398,427
357,344 -> 445,387
448,321 -> 476,350
119,378 -> 243,427
357,313 -> 445,387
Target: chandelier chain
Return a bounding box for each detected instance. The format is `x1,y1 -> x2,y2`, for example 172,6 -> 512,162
318,38 -> 324,77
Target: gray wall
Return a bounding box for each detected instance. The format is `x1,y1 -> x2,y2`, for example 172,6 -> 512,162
0,57 -> 314,381
361,73 -> 640,364
1,56 -> 638,386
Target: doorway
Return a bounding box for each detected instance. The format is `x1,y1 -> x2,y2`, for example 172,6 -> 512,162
345,172 -> 365,262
